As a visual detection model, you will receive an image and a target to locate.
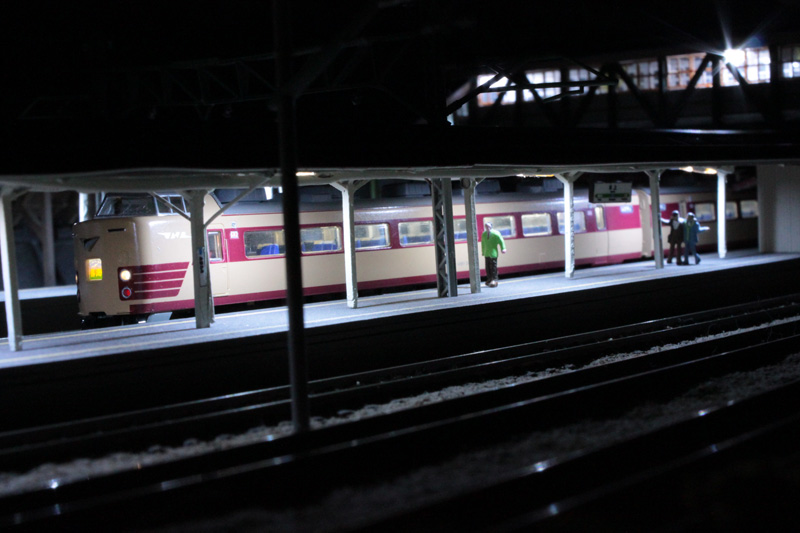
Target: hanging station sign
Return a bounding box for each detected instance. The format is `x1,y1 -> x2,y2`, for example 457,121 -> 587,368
590,181 -> 632,203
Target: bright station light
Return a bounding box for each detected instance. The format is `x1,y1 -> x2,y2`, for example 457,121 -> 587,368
724,48 -> 746,66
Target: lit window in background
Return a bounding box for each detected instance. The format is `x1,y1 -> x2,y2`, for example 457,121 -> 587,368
723,47 -> 771,85
475,44 -> 799,103
782,45 -> 800,78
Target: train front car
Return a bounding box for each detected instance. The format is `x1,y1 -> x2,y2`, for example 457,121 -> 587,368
73,193 -> 195,325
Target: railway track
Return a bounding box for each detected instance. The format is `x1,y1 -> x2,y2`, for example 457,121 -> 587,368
2,295 -> 799,473
2,296 -> 800,530
363,365 -> 800,532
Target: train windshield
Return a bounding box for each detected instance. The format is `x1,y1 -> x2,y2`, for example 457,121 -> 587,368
97,195 -> 158,217
96,194 -> 186,217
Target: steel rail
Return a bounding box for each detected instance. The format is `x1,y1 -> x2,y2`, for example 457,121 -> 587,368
1,296 -> 799,474
3,322 -> 800,529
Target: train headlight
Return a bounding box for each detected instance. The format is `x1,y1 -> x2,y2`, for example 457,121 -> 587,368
121,286 -> 132,299
86,259 -> 102,281
119,269 -> 132,282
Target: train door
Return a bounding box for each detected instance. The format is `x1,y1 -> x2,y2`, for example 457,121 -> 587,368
593,205 -> 610,264
206,225 -> 229,296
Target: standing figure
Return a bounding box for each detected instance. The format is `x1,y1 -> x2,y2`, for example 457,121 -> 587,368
481,221 -> 506,287
683,212 -> 709,265
660,210 -> 685,264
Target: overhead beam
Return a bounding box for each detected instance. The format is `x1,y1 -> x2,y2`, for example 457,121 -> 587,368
666,54 -> 713,127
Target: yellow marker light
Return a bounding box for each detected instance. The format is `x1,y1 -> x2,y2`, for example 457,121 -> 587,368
86,258 -> 103,281
119,269 -> 132,282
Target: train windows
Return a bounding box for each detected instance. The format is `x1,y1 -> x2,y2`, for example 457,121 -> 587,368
594,207 -> 606,230
301,226 -> 342,253
244,230 -> 285,257
556,211 -> 587,234
483,216 -> 516,238
156,195 -> 187,215
693,203 -> 716,222
453,219 -> 468,242
741,200 -> 759,218
355,224 -> 390,250
398,220 -> 434,246
521,213 -> 552,237
783,45 -> 800,79
207,231 -> 223,262
97,195 -> 158,217
726,201 -> 739,220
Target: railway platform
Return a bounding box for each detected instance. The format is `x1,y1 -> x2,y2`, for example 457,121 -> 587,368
0,248 -> 797,369
3,248 -> 800,431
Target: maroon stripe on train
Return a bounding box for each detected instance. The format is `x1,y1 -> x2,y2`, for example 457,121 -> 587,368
132,280 -> 184,290
132,270 -> 187,281
120,262 -> 189,301
131,289 -> 182,300
125,262 -> 190,274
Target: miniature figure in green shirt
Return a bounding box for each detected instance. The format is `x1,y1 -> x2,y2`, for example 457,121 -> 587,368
481,221 -> 507,287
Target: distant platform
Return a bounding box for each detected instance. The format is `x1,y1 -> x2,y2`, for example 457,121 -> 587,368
1,249 -> 797,369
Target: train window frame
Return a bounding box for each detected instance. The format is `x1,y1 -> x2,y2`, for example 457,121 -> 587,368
693,203 -> 716,222
725,201 -> 739,220
244,229 -> 285,258
206,230 -> 224,262
156,195 -> 188,215
96,195 -> 158,217
556,211 -> 587,234
483,215 -> 516,238
453,218 -> 468,242
521,213 -> 552,237
355,223 -> 391,250
594,206 -> 606,230
398,220 -> 434,247
740,200 -> 759,218
301,225 -> 342,254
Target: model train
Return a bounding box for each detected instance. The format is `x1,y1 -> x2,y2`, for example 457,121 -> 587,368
73,182 -> 758,324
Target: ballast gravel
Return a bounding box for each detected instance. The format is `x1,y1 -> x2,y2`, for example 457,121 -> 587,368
2,318 -> 800,531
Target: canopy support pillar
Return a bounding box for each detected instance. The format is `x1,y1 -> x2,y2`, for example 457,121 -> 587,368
462,178 -> 483,294
331,180 -> 368,309
646,170 -> 666,269
431,178 -> 458,297
555,172 -> 583,278
717,169 -> 729,258
41,192 -> 56,286
181,190 -> 214,329
0,189 -> 24,351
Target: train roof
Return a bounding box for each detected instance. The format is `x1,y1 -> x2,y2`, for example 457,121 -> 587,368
210,187 -> 607,216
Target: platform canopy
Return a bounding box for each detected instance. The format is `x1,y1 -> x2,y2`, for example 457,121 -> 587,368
1,126 -> 799,193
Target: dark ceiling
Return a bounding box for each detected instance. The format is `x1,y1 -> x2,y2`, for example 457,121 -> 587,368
4,1 -> 800,174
